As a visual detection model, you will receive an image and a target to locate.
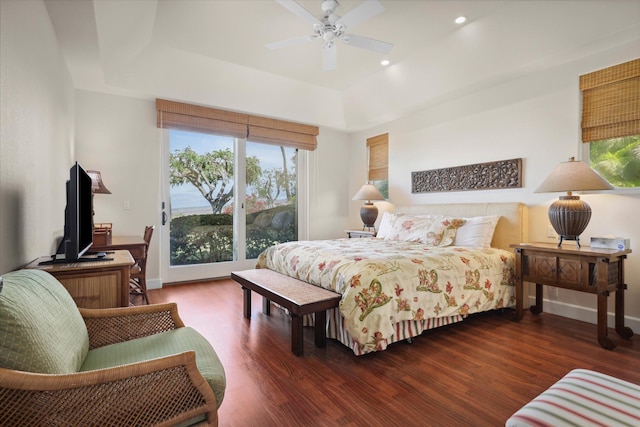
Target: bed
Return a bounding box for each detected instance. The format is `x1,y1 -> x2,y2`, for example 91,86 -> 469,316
255,202 -> 528,355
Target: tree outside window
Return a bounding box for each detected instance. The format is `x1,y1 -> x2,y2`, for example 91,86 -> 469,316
589,134 -> 640,188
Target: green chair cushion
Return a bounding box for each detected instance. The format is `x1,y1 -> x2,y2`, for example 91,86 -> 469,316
0,269 -> 89,374
81,327 -> 226,408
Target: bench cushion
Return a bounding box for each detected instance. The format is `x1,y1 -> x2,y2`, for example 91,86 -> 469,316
81,326 -> 226,408
0,269 -> 89,374
506,369 -> 640,427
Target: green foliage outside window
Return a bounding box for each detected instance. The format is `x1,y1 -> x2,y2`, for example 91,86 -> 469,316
372,179 -> 388,199
169,206 -> 296,265
589,134 -> 640,188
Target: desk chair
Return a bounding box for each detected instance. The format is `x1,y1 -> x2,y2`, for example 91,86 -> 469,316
130,225 -> 154,305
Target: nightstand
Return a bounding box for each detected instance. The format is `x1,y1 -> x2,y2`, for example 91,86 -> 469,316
345,230 -> 376,238
511,242 -> 632,350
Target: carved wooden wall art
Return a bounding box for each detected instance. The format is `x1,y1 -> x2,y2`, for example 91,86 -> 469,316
412,158 -> 522,193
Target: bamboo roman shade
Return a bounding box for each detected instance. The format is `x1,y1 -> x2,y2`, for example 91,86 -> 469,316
580,58 -> 640,143
366,133 -> 388,181
156,99 -> 319,150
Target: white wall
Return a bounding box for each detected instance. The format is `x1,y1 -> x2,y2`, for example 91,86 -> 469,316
0,0 -> 75,273
74,91 -> 161,286
307,127 -> 352,240
73,90 -> 352,287
348,41 -> 640,330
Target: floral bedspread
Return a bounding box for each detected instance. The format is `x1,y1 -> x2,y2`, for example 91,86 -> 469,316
256,238 -> 516,353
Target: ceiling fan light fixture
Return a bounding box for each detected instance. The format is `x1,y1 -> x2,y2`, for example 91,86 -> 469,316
269,0 -> 393,70
323,31 -> 336,42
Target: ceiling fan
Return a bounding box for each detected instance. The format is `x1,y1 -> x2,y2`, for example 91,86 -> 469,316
267,0 -> 393,71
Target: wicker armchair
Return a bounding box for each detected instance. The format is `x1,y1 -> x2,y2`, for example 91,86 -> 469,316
0,269 -> 225,426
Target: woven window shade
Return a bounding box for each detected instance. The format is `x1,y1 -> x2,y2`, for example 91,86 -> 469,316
247,115 -> 318,150
158,111 -> 248,139
580,58 -> 640,143
156,99 -> 318,150
367,133 -> 388,181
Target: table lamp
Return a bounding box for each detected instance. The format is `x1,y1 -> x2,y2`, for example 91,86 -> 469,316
352,183 -> 385,231
535,157 -> 613,247
87,170 -> 111,224
87,170 -> 112,195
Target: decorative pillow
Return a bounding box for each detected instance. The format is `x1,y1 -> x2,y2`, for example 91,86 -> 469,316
0,269 -> 89,374
454,215 -> 500,247
375,211 -> 397,239
384,214 -> 465,246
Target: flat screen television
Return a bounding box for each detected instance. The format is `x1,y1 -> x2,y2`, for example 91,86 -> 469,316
52,162 -> 94,262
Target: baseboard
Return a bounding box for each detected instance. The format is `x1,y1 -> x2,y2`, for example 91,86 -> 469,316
527,296 -> 640,333
147,278 -> 162,290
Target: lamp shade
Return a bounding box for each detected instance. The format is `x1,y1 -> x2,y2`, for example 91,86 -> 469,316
86,170 -> 112,194
352,184 -> 384,202
535,157 -> 613,193
535,157 -> 612,247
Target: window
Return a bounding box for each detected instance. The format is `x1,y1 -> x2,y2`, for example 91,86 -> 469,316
167,130 -> 298,265
156,99 -> 316,280
367,133 -> 388,198
580,58 -> 640,188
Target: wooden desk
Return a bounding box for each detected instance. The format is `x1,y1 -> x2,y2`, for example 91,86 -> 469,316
511,242 -> 633,350
92,235 -> 146,260
25,250 -> 134,309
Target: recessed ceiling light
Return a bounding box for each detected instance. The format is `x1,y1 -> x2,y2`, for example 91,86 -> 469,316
455,16 -> 467,24
381,59 -> 390,66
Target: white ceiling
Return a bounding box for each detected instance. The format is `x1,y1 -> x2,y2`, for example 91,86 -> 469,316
45,0 -> 640,131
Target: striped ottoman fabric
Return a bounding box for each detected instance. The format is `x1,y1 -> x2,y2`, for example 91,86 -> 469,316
506,369 -> 640,427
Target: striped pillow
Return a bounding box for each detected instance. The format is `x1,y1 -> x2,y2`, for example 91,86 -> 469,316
506,369 -> 640,427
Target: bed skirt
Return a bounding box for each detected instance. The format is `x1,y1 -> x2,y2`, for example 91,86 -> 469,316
303,308 -> 464,356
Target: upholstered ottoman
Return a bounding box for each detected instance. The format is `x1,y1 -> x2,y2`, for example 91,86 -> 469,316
507,369 -> 640,427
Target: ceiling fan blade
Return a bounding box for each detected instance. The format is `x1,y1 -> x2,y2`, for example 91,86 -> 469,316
322,44 -> 337,71
266,35 -> 316,50
336,0 -> 384,31
342,34 -> 393,54
275,0 -> 322,26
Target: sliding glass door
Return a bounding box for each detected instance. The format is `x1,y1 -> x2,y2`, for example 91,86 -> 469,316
161,129 -> 299,283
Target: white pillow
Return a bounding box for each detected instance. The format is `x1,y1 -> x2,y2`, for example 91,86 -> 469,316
454,215 -> 500,247
376,211 -> 397,239
384,214 -> 465,246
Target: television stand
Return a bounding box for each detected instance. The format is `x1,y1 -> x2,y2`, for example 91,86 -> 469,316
25,250 -> 134,308
39,256 -> 114,265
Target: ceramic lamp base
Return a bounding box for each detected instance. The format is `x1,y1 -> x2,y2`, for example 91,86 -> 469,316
360,203 -> 379,230
548,195 -> 592,248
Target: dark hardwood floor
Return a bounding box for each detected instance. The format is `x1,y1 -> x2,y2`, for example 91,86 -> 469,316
148,279 -> 640,427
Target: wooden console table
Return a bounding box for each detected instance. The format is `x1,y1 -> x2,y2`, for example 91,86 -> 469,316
511,242 -> 632,350
25,250 -> 134,309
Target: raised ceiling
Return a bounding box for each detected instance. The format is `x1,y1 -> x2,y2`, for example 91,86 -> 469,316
45,0 -> 640,131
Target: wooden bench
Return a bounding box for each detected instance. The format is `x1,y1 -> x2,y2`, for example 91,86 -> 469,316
231,269 -> 341,356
